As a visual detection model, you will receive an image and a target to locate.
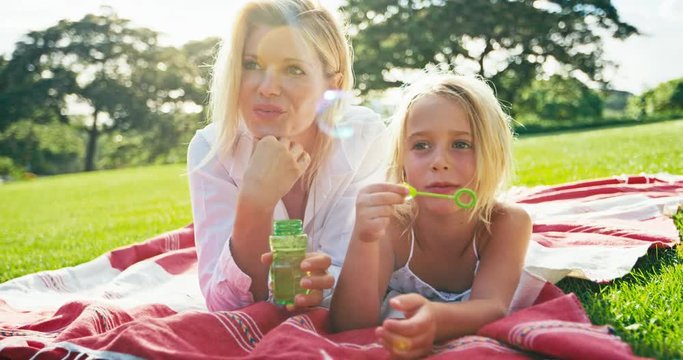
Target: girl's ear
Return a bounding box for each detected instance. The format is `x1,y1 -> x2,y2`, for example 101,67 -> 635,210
328,72 -> 343,89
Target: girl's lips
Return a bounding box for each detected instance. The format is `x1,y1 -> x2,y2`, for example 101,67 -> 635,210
425,185 -> 459,194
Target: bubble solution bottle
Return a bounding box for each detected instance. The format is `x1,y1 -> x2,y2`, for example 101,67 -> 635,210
269,219 -> 308,305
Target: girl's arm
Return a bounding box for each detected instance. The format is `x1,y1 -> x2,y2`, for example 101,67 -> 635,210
314,114 -> 392,307
330,183 -> 408,331
378,205 -> 531,357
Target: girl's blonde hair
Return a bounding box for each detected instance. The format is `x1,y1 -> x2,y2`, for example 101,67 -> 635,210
208,0 -> 353,187
389,73 -> 514,233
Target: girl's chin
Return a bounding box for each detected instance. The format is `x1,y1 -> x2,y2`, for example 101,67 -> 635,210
417,200 -> 461,215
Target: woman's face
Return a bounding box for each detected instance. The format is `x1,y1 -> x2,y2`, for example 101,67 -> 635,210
239,24 -> 335,145
403,94 -> 476,215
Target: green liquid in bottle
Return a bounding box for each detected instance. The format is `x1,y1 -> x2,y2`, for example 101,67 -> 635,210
269,220 -> 308,305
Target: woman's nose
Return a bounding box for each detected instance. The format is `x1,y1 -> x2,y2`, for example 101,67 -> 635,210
257,70 -> 281,97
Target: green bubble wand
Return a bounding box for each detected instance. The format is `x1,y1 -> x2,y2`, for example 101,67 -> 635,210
403,183 -> 477,209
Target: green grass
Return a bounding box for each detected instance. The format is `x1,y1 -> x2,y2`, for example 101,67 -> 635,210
515,119 -> 683,185
515,119 -> 683,359
0,164 -> 191,282
1,119 -> 682,358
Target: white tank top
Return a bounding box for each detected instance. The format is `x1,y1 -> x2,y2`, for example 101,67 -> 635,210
381,229 -> 480,319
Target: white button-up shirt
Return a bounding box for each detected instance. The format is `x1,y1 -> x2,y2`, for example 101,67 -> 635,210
187,106 -> 391,311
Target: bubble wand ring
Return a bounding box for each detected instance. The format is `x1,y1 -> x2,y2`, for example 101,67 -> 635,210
404,183 -> 477,209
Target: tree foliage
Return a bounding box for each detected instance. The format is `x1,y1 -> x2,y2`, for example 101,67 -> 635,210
0,120 -> 83,175
343,0 -> 638,104
517,75 -> 603,122
0,10 -> 208,171
629,77 -> 683,117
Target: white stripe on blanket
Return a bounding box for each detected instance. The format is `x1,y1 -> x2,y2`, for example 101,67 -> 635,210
1,254 -> 206,312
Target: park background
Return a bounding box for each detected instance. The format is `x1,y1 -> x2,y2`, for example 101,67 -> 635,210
1,0 -> 682,358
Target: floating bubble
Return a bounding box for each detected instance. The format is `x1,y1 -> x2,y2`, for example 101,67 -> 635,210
315,89 -> 355,139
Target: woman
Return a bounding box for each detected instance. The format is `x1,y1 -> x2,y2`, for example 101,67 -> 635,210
187,0 -> 390,311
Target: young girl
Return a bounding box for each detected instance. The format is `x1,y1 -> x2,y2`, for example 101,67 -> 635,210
330,74 -> 531,358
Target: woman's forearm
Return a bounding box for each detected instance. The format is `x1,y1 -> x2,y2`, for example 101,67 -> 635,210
230,191 -> 276,301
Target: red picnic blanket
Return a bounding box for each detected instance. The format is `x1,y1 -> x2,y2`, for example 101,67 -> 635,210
1,174 -> 681,359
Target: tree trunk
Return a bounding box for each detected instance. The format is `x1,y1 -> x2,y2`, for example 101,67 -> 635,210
478,39 -> 493,77
84,109 -> 99,172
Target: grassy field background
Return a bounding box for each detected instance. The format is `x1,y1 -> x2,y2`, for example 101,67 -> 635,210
1,119 -> 682,358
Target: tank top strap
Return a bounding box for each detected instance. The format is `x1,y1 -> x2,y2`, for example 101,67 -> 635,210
472,232 -> 480,261
406,228 -> 416,263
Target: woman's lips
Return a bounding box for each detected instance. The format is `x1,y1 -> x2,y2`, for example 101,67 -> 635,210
253,104 -> 285,120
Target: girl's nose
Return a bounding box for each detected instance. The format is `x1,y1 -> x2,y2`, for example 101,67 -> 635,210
257,70 -> 281,97
430,150 -> 451,171
431,162 -> 450,171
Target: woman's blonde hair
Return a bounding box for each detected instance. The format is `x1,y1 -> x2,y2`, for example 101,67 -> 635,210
389,73 -> 514,233
208,0 -> 353,187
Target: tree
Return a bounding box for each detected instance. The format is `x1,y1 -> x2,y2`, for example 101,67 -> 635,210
0,53 -> 75,131
1,10 -> 206,171
342,0 -> 638,103
516,75 -> 603,122
0,120 -> 83,174
629,77 -> 683,118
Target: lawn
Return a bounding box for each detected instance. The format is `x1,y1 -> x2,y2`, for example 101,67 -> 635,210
1,119 -> 682,358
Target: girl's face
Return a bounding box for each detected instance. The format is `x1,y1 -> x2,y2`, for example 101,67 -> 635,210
239,25 -> 336,145
403,94 -> 476,215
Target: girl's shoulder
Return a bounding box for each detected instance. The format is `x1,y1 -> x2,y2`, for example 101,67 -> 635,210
473,203 -> 531,259
486,202 -> 532,245
491,202 -> 531,228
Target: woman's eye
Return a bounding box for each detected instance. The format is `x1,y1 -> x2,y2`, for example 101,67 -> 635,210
452,140 -> 472,149
412,141 -> 430,150
287,65 -> 305,76
243,60 -> 260,70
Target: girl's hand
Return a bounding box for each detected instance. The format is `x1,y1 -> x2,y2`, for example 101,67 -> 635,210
242,136 -> 311,208
376,294 -> 437,359
261,252 -> 335,310
353,183 -> 408,243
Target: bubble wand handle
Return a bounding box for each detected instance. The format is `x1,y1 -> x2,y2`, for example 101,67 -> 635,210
405,183 -> 477,209
413,191 -> 453,200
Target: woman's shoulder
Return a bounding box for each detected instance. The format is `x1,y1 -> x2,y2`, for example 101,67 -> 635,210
334,105 -> 389,164
187,122 -> 222,168
190,122 -> 217,147
338,105 -> 386,137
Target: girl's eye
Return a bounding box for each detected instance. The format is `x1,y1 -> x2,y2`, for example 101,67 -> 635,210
452,140 -> 472,149
412,141 -> 430,150
243,60 -> 261,70
287,65 -> 305,76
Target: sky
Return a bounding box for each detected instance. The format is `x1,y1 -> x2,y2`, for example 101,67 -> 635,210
1,0 -> 682,95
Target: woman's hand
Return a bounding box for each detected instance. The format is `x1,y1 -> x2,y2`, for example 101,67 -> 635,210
353,183 -> 408,243
376,294 -> 437,359
242,136 -> 311,208
261,251 -> 335,310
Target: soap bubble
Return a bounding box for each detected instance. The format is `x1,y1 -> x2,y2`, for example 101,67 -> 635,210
315,89 -> 355,139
